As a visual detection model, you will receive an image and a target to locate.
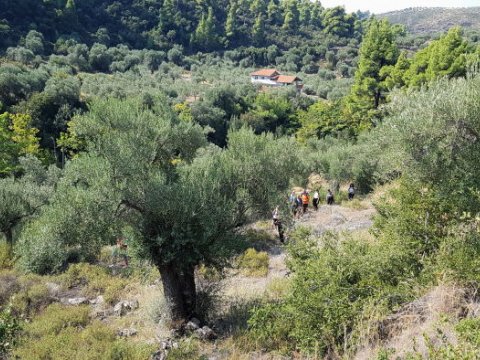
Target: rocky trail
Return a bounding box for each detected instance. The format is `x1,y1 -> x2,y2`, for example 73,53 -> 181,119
221,199 -> 377,314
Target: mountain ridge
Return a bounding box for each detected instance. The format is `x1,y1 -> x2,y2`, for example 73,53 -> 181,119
379,7 -> 480,34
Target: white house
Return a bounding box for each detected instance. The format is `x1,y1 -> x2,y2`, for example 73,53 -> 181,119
250,69 -> 303,91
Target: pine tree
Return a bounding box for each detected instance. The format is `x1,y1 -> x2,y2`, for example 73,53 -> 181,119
192,7 -> 217,51
267,0 -> 280,25
380,51 -> 411,90
282,0 -> 299,31
344,19 -> 399,129
64,0 -> 78,25
250,0 -> 267,14
310,2 -> 323,28
299,0 -> 311,27
252,14 -> 266,45
225,0 -> 239,44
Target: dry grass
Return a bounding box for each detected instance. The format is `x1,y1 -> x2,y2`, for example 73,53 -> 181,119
341,198 -> 370,210
354,284 -> 469,359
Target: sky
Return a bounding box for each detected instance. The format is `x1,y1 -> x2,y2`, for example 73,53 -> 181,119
320,0 -> 480,14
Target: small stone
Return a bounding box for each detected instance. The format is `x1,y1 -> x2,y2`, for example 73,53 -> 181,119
113,300 -> 138,316
45,282 -> 61,296
170,328 -> 182,338
194,326 -> 216,340
128,299 -> 139,310
152,350 -> 167,360
90,295 -> 105,305
93,308 -> 113,319
67,297 -> 89,306
160,340 -> 170,350
185,320 -> 200,331
117,328 -> 138,337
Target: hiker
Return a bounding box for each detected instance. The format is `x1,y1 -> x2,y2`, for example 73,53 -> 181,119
272,206 -> 279,229
348,183 -> 355,200
114,236 -> 129,267
296,195 -> 303,218
272,207 -> 285,243
326,189 -> 334,205
301,189 -> 309,214
275,218 -> 285,243
313,189 -> 320,211
289,191 -> 299,218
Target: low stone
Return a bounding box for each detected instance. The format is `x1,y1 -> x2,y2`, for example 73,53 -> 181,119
117,328 -> 138,337
128,299 -> 139,310
93,308 -> 113,319
113,300 -> 138,317
45,282 -> 61,296
185,320 -> 200,331
194,326 -> 216,340
170,328 -> 182,338
66,297 -> 89,306
90,295 -> 105,305
160,340 -> 170,350
152,350 -> 167,360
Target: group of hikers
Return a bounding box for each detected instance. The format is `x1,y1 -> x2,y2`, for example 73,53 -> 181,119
272,183 -> 356,242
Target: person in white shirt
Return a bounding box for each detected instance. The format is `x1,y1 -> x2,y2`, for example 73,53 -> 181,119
313,189 -> 320,210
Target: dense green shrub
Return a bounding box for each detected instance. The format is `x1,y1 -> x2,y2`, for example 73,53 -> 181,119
13,304 -> 155,360
237,248 -> 269,277
249,226 -> 415,355
0,304 -> 21,357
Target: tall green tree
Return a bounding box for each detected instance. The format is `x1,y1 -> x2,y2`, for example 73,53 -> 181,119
282,0 -> 299,31
403,27 -> 473,88
322,6 -> 356,37
191,7 -> 218,51
266,0 -> 281,25
346,18 -> 399,126
225,0 -> 239,45
252,14 -> 266,46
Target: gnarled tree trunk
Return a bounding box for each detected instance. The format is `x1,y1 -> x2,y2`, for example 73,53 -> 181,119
157,263 -> 196,325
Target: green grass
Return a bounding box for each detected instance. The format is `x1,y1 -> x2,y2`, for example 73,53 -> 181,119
237,248 -> 269,277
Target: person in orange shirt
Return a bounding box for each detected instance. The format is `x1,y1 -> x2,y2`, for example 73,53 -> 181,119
301,189 -> 309,214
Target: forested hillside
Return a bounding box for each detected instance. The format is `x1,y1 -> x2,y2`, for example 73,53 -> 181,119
0,0 -> 365,52
2,1 -> 480,359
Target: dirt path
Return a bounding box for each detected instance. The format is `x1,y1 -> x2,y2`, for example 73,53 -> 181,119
296,202 -> 376,235
221,200 -> 377,302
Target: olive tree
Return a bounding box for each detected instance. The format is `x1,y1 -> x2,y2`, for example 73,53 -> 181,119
0,156 -> 59,256
20,97 -> 302,322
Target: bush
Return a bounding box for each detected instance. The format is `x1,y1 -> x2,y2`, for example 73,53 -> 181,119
248,227 -> 415,355
61,263 -> 129,304
0,271 -> 20,306
13,304 -> 155,360
0,304 -> 21,357
11,281 -> 52,317
237,248 -> 269,277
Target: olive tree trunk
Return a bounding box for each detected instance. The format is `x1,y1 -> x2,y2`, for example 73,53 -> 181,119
3,228 -> 13,258
157,263 -> 196,325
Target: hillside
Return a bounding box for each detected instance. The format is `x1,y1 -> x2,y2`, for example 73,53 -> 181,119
380,7 -> 480,34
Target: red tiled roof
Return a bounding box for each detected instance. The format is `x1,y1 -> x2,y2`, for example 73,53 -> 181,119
250,69 -> 279,77
275,75 -> 301,84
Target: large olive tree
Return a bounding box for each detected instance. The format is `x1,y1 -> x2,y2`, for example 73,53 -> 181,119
19,97 -> 302,322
